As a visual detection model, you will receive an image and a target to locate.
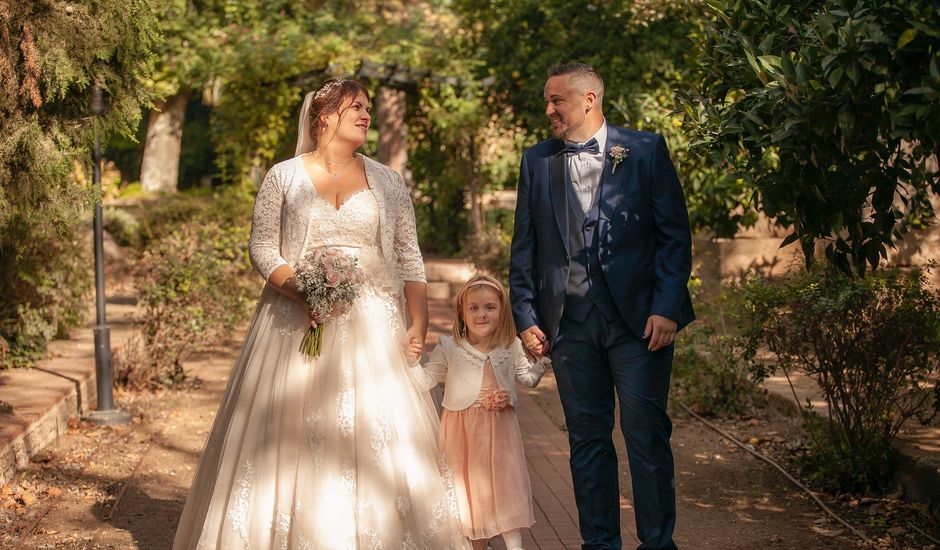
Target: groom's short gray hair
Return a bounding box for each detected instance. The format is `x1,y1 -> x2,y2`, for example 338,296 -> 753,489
548,63 -> 605,100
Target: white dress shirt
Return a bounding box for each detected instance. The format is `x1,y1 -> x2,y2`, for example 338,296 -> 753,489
566,120 -> 608,215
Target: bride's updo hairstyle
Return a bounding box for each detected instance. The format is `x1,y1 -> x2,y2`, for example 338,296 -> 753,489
307,78 -> 371,150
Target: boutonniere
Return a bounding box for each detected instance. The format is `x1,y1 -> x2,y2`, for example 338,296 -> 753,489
609,145 -> 629,174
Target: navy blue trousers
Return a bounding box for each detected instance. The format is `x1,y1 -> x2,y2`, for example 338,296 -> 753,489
550,307 -> 678,550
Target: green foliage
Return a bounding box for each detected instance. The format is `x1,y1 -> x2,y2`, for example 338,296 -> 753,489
0,224 -> 91,368
209,10 -> 335,184
104,187 -> 256,261
673,295 -> 763,417
103,206 -> 142,249
115,223 -> 253,388
452,0 -> 689,135
178,98 -> 218,188
409,83 -> 526,255
465,224 -> 513,283
738,267 -> 940,492
114,190 -> 257,388
677,0 -> 940,275
145,0 -> 225,99
0,0 -> 158,368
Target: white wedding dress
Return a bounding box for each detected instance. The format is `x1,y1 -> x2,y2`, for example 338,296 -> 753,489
173,156 -> 467,550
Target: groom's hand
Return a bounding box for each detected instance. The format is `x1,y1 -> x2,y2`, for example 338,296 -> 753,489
644,315 -> 677,351
521,326 -> 549,357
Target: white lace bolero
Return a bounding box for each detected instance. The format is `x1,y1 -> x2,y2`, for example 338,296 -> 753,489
248,154 -> 427,284
411,336 -> 548,411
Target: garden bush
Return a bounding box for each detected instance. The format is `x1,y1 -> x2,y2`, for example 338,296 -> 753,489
738,267 -> 940,493
673,325 -> 762,417
103,206 -> 143,249
115,220 -> 255,389
0,217 -> 92,369
465,225 -> 512,283
672,290 -> 763,417
114,189 -> 257,388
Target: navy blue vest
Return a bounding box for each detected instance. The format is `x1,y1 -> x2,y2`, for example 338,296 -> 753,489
563,175 -> 620,322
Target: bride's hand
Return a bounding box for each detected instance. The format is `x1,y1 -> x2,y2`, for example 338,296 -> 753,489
403,338 -> 423,364
309,309 -> 321,328
404,325 -> 426,361
309,305 -> 348,328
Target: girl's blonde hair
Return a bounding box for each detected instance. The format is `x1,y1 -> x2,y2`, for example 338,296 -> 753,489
452,275 -> 517,351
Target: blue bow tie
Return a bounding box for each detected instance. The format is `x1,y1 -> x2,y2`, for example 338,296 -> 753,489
564,138 -> 600,156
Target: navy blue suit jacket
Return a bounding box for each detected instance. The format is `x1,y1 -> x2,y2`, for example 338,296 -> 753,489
509,125 -> 695,342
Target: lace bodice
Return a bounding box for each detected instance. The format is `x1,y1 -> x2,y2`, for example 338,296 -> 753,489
249,155 -> 426,284
303,187 -> 381,250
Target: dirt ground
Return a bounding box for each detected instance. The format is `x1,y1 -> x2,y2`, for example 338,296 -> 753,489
1,330 -> 937,549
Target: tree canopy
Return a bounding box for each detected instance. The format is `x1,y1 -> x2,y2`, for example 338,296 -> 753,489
677,0 -> 940,275
0,0 -> 158,365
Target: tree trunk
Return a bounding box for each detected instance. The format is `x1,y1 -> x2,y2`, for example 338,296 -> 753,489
375,86 -> 409,184
140,89 -> 191,193
467,136 -> 484,235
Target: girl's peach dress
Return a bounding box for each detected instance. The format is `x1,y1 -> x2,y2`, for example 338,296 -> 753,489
440,358 -> 536,540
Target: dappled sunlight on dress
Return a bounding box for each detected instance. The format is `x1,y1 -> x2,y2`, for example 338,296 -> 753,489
172,156 -> 467,550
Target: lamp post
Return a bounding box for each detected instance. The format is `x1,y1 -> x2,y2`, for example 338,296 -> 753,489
87,85 -> 130,426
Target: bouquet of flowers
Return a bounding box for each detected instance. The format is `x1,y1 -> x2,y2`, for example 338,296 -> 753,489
293,248 -> 364,357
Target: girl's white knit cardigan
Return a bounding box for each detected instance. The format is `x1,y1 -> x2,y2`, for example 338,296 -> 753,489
411,335 -> 548,411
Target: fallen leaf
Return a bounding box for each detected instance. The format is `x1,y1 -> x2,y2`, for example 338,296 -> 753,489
811,526 -> 845,537
886,526 -> 905,538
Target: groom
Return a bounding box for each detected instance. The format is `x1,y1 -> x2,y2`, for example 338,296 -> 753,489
509,63 -> 694,549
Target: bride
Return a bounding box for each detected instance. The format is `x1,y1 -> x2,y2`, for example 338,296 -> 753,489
173,79 -> 468,549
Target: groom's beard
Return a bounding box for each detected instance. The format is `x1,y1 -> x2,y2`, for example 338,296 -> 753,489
551,115 -> 586,141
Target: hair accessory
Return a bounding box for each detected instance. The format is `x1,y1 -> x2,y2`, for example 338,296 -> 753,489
313,80 -> 344,100
466,279 -> 503,293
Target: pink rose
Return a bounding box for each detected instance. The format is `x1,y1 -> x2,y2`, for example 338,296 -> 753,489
324,270 -> 341,288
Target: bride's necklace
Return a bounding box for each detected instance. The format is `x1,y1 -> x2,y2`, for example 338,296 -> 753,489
314,153 -> 355,178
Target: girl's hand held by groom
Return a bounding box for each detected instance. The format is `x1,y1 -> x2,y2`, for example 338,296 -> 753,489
521,325 -> 549,357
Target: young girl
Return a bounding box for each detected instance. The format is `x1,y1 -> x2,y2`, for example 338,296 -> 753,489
409,275 -> 548,550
